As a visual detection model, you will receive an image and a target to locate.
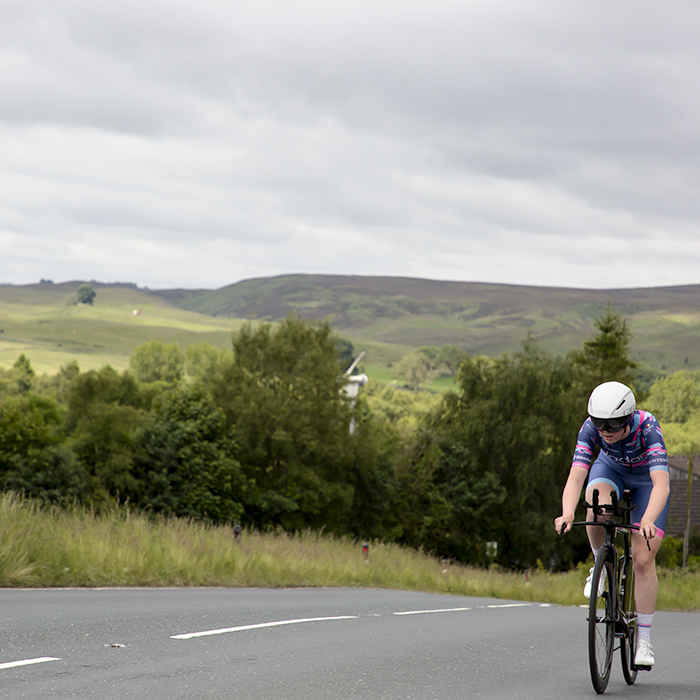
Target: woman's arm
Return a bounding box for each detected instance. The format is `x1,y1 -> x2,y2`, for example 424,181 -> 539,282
638,469 -> 670,539
554,466 -> 589,533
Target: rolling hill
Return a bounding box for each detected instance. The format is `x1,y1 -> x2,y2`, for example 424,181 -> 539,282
152,274 -> 700,373
1,275 -> 700,376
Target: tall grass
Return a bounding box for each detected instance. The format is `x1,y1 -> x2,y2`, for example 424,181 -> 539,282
1,494 -> 698,610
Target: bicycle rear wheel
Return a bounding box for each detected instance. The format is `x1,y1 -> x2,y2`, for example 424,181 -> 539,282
619,554 -> 638,685
588,547 -> 615,694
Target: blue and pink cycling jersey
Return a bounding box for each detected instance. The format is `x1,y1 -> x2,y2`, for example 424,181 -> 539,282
572,410 -> 670,536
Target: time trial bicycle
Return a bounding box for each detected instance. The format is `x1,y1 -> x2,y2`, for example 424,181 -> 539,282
564,488 -> 650,694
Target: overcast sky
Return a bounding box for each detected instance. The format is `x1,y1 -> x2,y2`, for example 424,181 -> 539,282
1,0 -> 699,291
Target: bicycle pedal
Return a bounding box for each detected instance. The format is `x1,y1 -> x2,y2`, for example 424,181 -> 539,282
633,664 -> 653,672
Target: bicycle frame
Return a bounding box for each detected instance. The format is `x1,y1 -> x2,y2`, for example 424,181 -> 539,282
567,488 -> 646,693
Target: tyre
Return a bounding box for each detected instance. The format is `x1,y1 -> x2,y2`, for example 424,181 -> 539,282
620,554 -> 638,685
589,547 -> 615,694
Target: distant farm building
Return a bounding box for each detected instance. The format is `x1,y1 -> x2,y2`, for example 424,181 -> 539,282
666,455 -> 700,537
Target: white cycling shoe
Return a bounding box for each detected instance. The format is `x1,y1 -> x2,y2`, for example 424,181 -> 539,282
634,638 -> 655,667
583,565 -> 606,598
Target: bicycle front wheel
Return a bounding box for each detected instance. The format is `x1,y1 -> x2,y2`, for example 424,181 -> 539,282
619,553 -> 638,685
588,547 -> 615,694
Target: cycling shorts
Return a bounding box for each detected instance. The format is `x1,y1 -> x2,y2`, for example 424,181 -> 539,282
588,456 -> 670,538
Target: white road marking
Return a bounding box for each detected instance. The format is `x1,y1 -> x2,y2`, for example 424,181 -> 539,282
172,615 -> 358,640
0,657 -> 61,670
394,607 -> 472,616
174,602 -> 540,639
487,603 -> 531,608
395,603 -> 533,616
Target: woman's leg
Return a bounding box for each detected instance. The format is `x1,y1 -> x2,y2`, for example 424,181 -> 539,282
631,530 -> 663,614
581,478 -> 620,598
629,471 -> 670,616
632,530 -> 662,666
584,479 -> 618,549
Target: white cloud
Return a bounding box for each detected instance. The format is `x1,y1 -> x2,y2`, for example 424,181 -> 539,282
1,0 -> 699,289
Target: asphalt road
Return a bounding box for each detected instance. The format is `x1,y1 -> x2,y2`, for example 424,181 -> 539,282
0,587 -> 698,699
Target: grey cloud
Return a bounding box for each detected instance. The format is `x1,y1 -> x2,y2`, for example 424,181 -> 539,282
1,0 -> 699,289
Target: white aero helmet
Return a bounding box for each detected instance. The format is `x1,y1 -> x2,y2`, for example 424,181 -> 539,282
587,381 -> 636,429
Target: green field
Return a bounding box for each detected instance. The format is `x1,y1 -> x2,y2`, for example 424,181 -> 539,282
2,276 -> 700,379
0,282 -> 244,375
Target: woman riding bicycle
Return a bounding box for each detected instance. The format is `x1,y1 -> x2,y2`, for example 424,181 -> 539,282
554,381 -> 671,670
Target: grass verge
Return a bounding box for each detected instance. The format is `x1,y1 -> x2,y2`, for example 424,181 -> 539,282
1,494 -> 698,611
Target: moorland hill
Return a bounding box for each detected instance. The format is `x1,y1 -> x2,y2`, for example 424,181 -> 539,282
153,274 -> 700,372
2,275 -> 700,375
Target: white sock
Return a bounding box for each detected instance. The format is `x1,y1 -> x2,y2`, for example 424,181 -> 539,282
637,613 -> 653,642
591,546 -> 600,562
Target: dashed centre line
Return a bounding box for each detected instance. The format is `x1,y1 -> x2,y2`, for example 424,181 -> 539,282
172,615 -> 359,640
0,657 -> 61,670
3,602 -> 543,671
394,607 -> 472,615
174,603 -> 539,638
394,602 -> 532,615
487,603 -> 532,608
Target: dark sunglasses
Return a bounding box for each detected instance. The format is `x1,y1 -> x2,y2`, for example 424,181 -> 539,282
590,416 -> 629,432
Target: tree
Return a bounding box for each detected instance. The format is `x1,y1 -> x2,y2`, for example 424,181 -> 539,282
184,343 -> 232,382
0,393 -> 63,483
363,380 -> 442,437
393,347 -> 440,390
77,284 -> 96,305
335,338 -> 357,374
644,371 -> 700,424
205,315 -> 356,532
11,354 -> 35,394
0,393 -> 86,503
429,337 -> 582,567
392,435 -> 506,563
5,444 -> 88,505
52,360 -> 81,404
130,340 -> 184,384
571,303 -> 638,393
133,386 -> 251,523
343,418 -> 398,540
438,345 -> 467,377
64,366 -> 147,501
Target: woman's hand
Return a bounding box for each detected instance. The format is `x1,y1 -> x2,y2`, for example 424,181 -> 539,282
554,513 -> 574,534
638,520 -> 658,540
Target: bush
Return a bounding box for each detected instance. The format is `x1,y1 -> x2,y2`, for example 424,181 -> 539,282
657,535 -> 683,568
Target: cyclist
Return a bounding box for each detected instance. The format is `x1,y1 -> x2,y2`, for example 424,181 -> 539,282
554,381 -> 670,669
